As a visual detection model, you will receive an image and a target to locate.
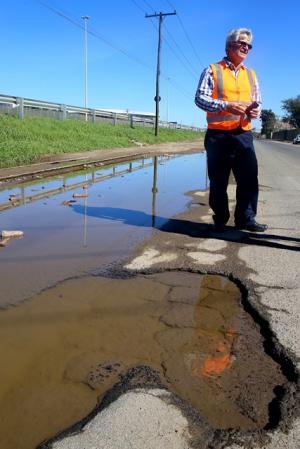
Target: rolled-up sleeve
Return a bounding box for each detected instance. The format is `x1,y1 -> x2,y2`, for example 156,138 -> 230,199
195,67 -> 227,112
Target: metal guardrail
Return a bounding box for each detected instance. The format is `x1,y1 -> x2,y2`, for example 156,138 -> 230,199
0,93 -> 202,132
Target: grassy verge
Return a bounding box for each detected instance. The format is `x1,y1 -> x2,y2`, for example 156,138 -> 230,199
0,115 -> 203,168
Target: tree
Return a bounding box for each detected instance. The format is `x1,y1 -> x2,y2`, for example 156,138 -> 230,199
281,95 -> 300,128
260,109 -> 276,137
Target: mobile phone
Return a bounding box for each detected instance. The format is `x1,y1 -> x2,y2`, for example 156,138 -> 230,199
245,101 -> 259,114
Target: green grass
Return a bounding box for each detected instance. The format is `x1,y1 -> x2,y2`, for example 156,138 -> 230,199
0,115 -> 203,168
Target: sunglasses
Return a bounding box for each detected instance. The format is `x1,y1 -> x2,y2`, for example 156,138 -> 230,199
234,40 -> 253,50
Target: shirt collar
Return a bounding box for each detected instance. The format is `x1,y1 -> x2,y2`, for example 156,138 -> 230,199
223,56 -> 244,71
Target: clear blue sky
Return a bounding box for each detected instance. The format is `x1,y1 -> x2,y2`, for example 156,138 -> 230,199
1,0 -> 300,128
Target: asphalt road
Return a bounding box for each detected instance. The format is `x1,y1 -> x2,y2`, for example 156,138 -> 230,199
256,139 -> 300,172
260,139 -> 300,154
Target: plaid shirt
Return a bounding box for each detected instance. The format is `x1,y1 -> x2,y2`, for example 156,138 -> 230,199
195,57 -> 262,112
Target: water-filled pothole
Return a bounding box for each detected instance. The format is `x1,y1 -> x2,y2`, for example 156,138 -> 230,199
0,272 -> 287,449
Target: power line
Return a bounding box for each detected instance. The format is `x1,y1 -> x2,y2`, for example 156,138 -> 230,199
136,0 -> 199,78
165,0 -> 204,66
176,14 -> 204,66
166,78 -> 193,100
134,1 -> 198,80
36,0 -> 153,71
129,0 -> 195,96
36,0 -> 194,104
129,0 -> 147,14
130,0 -> 160,37
140,0 -> 156,13
130,1 -> 195,100
164,25 -> 199,78
36,0 -> 85,30
163,35 -> 198,80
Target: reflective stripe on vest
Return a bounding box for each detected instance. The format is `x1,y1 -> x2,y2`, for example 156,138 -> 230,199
207,114 -> 240,123
207,61 -> 256,131
246,68 -> 255,96
215,63 -> 223,98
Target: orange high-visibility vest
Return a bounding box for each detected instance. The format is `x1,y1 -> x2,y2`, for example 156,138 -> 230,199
207,60 -> 257,131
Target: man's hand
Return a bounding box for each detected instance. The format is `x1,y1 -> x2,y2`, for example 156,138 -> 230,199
248,107 -> 261,119
225,102 -> 249,115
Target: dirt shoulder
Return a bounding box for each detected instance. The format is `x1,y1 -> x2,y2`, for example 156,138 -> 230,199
0,140 -> 203,184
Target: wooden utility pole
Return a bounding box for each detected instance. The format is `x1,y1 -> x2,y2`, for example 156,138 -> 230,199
146,11 -> 176,136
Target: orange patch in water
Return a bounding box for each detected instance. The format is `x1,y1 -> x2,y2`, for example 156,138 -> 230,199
226,328 -> 236,337
201,353 -> 231,377
192,329 -> 236,378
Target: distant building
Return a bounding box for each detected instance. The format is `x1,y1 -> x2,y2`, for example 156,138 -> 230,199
273,117 -> 293,131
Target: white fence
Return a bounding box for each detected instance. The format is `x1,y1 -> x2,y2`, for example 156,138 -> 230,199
0,93 -> 201,132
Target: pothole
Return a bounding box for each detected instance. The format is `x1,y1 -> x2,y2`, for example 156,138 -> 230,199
0,271 -> 294,449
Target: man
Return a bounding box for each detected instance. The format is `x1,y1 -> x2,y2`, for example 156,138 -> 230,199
195,28 -> 268,232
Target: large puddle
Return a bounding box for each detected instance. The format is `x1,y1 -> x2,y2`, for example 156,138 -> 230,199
0,153 -> 208,306
0,271 -> 286,449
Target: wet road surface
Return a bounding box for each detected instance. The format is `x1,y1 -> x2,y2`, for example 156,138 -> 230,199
0,272 -> 286,449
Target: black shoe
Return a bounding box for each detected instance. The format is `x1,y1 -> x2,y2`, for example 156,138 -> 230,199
236,221 -> 268,232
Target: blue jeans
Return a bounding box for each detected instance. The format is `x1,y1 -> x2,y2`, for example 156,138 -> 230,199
205,128 -> 259,226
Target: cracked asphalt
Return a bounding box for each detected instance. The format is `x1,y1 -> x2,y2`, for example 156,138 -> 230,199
119,139 -> 300,449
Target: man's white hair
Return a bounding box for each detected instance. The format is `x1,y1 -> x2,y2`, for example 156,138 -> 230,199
225,28 -> 253,53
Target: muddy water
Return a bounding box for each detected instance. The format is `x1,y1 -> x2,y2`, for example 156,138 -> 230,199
0,272 -> 285,449
0,153 -> 207,306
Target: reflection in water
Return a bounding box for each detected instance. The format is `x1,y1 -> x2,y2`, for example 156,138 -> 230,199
0,156 -> 164,211
152,156 -> 158,227
0,152 -> 208,306
83,173 -> 88,247
0,153 -> 209,212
